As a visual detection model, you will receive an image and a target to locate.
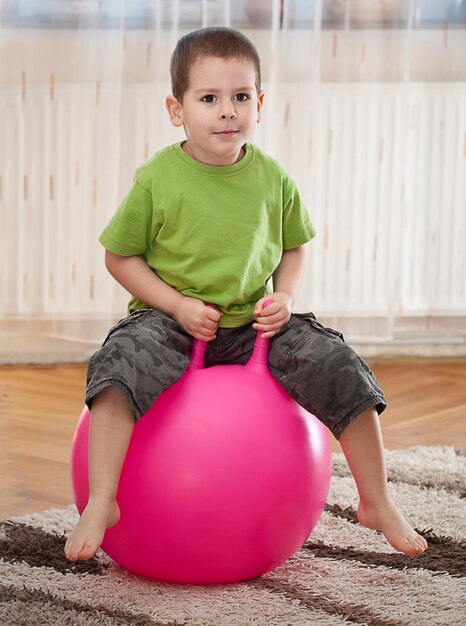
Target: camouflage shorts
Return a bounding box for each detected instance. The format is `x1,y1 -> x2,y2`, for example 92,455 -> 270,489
86,309 -> 387,439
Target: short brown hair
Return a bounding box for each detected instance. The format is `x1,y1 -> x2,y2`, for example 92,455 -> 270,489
170,27 -> 261,102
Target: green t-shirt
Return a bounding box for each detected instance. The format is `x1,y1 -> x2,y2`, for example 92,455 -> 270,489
99,142 -> 316,327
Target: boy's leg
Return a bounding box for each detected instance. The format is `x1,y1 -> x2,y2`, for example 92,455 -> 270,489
64,387 -> 133,561
269,313 -> 427,556
65,309 -> 193,561
339,407 -> 427,555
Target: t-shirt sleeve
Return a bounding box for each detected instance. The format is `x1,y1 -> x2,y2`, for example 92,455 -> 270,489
282,176 -> 316,250
99,176 -> 157,256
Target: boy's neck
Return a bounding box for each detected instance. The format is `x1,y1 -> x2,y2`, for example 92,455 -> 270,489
181,141 -> 246,167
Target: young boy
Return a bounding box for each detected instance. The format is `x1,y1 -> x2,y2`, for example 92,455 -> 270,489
65,27 -> 427,562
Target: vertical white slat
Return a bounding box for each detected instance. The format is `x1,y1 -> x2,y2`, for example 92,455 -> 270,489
291,86 -> 313,313
373,90 -> 392,314
76,93 -> 94,313
329,88 -> 341,315
405,92 -> 418,312
68,88 -> 80,316
385,91 -> 403,333
324,92 -> 339,313
0,97 -> 5,310
33,97 -> 47,313
41,89 -> 52,315
92,86 -> 103,311
438,93 -> 456,310
306,85 -> 325,313
411,90 -> 429,313
316,90 -> 330,309
398,88 -> 417,317
424,93 -> 442,315
23,95 -> 44,314
337,93 -> 355,311
48,86 -> 63,316
22,96 -> 32,315
363,93 -> 378,312
409,89 -> 422,316
453,92 -> 466,307
16,93 -> 25,314
347,92 -> 366,314
387,89 -> 406,325
0,96 -> 19,313
363,94 -> 380,313
95,87 -> 120,317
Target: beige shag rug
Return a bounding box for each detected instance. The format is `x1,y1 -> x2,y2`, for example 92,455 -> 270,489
1,446 -> 465,626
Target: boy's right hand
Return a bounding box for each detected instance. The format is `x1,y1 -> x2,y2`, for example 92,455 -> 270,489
174,297 -> 223,342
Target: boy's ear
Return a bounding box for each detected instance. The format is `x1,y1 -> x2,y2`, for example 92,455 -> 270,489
257,90 -> 265,122
166,95 -> 183,128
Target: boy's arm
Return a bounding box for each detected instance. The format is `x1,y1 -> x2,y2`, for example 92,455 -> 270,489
253,245 -> 306,338
105,251 -> 222,342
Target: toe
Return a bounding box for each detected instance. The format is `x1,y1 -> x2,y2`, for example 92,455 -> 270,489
78,542 -> 98,560
405,534 -> 427,556
65,538 -> 83,561
404,542 -> 421,556
416,535 -> 428,553
411,531 -> 427,549
64,530 -> 103,561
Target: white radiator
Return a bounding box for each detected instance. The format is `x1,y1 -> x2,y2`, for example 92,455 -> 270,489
1,83 -> 465,329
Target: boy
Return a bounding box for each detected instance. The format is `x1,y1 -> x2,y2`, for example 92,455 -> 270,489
65,27 -> 427,562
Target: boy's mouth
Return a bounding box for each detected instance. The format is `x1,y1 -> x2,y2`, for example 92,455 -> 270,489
214,130 -> 239,136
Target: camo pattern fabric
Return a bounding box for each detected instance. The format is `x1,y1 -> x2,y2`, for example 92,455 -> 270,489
85,309 -> 386,439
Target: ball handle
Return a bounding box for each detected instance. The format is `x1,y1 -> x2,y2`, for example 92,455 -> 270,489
189,339 -> 207,371
189,299 -> 273,373
244,298 -> 273,374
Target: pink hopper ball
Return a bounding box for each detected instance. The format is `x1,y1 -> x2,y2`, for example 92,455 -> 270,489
71,318 -> 332,584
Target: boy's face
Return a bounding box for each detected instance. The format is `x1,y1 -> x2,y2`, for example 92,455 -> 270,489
166,55 -> 264,166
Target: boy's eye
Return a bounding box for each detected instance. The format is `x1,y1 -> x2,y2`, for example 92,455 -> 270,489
234,93 -> 250,102
201,94 -> 217,103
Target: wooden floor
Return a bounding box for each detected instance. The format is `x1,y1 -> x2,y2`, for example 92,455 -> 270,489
1,358 -> 465,521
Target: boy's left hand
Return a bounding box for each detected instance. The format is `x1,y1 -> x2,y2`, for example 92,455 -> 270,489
253,292 -> 292,338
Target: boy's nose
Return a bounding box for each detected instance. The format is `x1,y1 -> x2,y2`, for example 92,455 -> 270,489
220,107 -> 237,120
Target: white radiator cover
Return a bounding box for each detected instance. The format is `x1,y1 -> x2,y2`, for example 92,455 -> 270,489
1,82 -> 465,352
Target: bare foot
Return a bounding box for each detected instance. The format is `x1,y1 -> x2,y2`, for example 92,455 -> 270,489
64,498 -> 120,561
357,499 -> 428,556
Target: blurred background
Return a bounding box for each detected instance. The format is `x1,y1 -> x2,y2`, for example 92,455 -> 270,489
1,0 -> 465,363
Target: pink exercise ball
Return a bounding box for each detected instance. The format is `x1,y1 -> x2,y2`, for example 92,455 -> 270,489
71,326 -> 332,585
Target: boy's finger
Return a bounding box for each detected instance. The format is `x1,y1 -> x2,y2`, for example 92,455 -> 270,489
255,302 -> 275,317
256,312 -> 280,326
253,321 -> 280,331
195,328 -> 217,341
206,306 -> 222,321
197,334 -> 216,342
